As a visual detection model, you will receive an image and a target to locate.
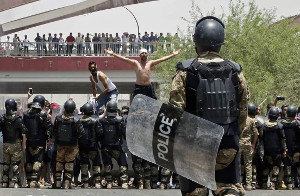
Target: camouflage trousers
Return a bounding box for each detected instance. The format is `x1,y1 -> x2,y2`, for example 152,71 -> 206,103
55,145 -> 79,184
25,146 -> 45,183
101,145 -> 128,183
132,154 -> 158,186
79,148 -> 101,185
158,167 -> 179,185
283,152 -> 300,187
240,144 -> 253,185
262,154 -> 282,187
179,178 -> 245,196
2,142 -> 23,184
214,183 -> 245,196
159,167 -> 171,185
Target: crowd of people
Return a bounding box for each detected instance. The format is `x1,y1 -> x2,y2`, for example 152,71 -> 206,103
0,31 -> 177,57
240,99 -> 300,192
1,15 -> 300,196
0,95 -> 182,190
0,41 -> 181,190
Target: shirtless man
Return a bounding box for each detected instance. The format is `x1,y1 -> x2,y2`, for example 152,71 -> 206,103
88,61 -> 118,115
105,47 -> 180,189
105,48 -> 181,99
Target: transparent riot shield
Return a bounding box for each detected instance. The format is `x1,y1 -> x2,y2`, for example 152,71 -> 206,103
51,107 -> 61,124
126,94 -> 224,190
255,115 -> 267,125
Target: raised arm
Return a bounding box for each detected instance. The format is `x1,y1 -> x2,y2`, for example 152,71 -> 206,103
151,49 -> 181,67
105,48 -> 137,66
90,76 -> 97,97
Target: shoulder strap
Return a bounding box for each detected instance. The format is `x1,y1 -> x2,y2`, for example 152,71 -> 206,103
225,59 -> 242,73
176,58 -> 197,71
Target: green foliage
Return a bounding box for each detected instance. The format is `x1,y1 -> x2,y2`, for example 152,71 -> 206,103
154,0 -> 300,110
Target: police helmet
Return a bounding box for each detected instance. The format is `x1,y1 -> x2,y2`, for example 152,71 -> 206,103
248,103 -> 258,116
121,106 -> 129,112
286,105 -> 297,118
44,100 -> 50,108
193,16 -> 225,54
106,101 -> 118,113
31,102 -> 42,110
5,98 -> 17,111
33,95 -> 46,108
64,100 -> 76,114
268,108 -> 279,120
81,103 -> 94,115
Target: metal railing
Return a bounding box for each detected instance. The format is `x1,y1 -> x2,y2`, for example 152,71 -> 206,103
0,41 -> 175,57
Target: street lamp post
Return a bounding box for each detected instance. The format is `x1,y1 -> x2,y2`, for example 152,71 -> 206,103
123,6 -> 140,37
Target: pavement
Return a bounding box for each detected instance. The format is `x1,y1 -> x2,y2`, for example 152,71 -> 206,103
0,187 -> 299,196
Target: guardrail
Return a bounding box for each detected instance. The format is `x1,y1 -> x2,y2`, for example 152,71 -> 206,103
0,41 -> 175,57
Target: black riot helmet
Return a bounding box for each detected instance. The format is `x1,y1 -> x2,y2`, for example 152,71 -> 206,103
268,108 -> 279,120
121,106 -> 129,113
64,100 -> 76,114
106,100 -> 118,113
5,98 -> 17,112
81,103 -> 94,115
44,100 -> 50,108
31,102 -> 42,110
122,106 -> 129,111
193,16 -> 225,54
33,95 -> 46,108
248,103 -> 258,116
286,105 -> 297,118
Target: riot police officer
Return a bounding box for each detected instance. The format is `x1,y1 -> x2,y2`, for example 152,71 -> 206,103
281,105 -> 300,190
250,104 -> 264,189
23,95 -> 52,188
52,100 -> 85,189
33,95 -> 46,108
120,106 -> 129,139
261,108 -> 287,190
99,101 -> 128,189
240,103 -> 259,191
79,103 -> 103,189
169,16 -> 249,196
0,98 -> 28,188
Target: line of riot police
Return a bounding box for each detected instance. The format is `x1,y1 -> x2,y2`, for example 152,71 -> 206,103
0,95 -> 126,189
0,95 -> 179,190
240,102 -> 300,191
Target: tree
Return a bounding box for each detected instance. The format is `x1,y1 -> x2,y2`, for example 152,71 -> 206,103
154,0 -> 300,112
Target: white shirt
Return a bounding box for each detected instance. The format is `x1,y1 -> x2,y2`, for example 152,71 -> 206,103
91,71 -> 116,92
23,39 -> 30,47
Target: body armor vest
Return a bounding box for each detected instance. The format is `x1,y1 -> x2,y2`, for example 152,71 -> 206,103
282,120 -> 300,153
23,111 -> 47,145
79,117 -> 98,147
263,123 -> 283,153
1,114 -> 23,143
177,58 -> 241,124
100,116 -> 122,146
55,115 -> 77,146
255,120 -> 263,130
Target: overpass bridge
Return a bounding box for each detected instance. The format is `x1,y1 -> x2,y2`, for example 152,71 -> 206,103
0,55 -> 159,95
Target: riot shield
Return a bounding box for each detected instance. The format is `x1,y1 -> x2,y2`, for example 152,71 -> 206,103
126,94 -> 224,190
51,107 -> 61,124
255,115 -> 267,125
255,115 -> 267,160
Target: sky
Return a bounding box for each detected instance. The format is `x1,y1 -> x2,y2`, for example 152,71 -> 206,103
0,0 -> 300,41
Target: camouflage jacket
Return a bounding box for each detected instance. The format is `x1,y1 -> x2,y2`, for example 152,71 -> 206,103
240,116 -> 258,146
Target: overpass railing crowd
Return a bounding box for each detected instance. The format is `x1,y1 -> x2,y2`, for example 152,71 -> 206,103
0,41 -> 175,57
